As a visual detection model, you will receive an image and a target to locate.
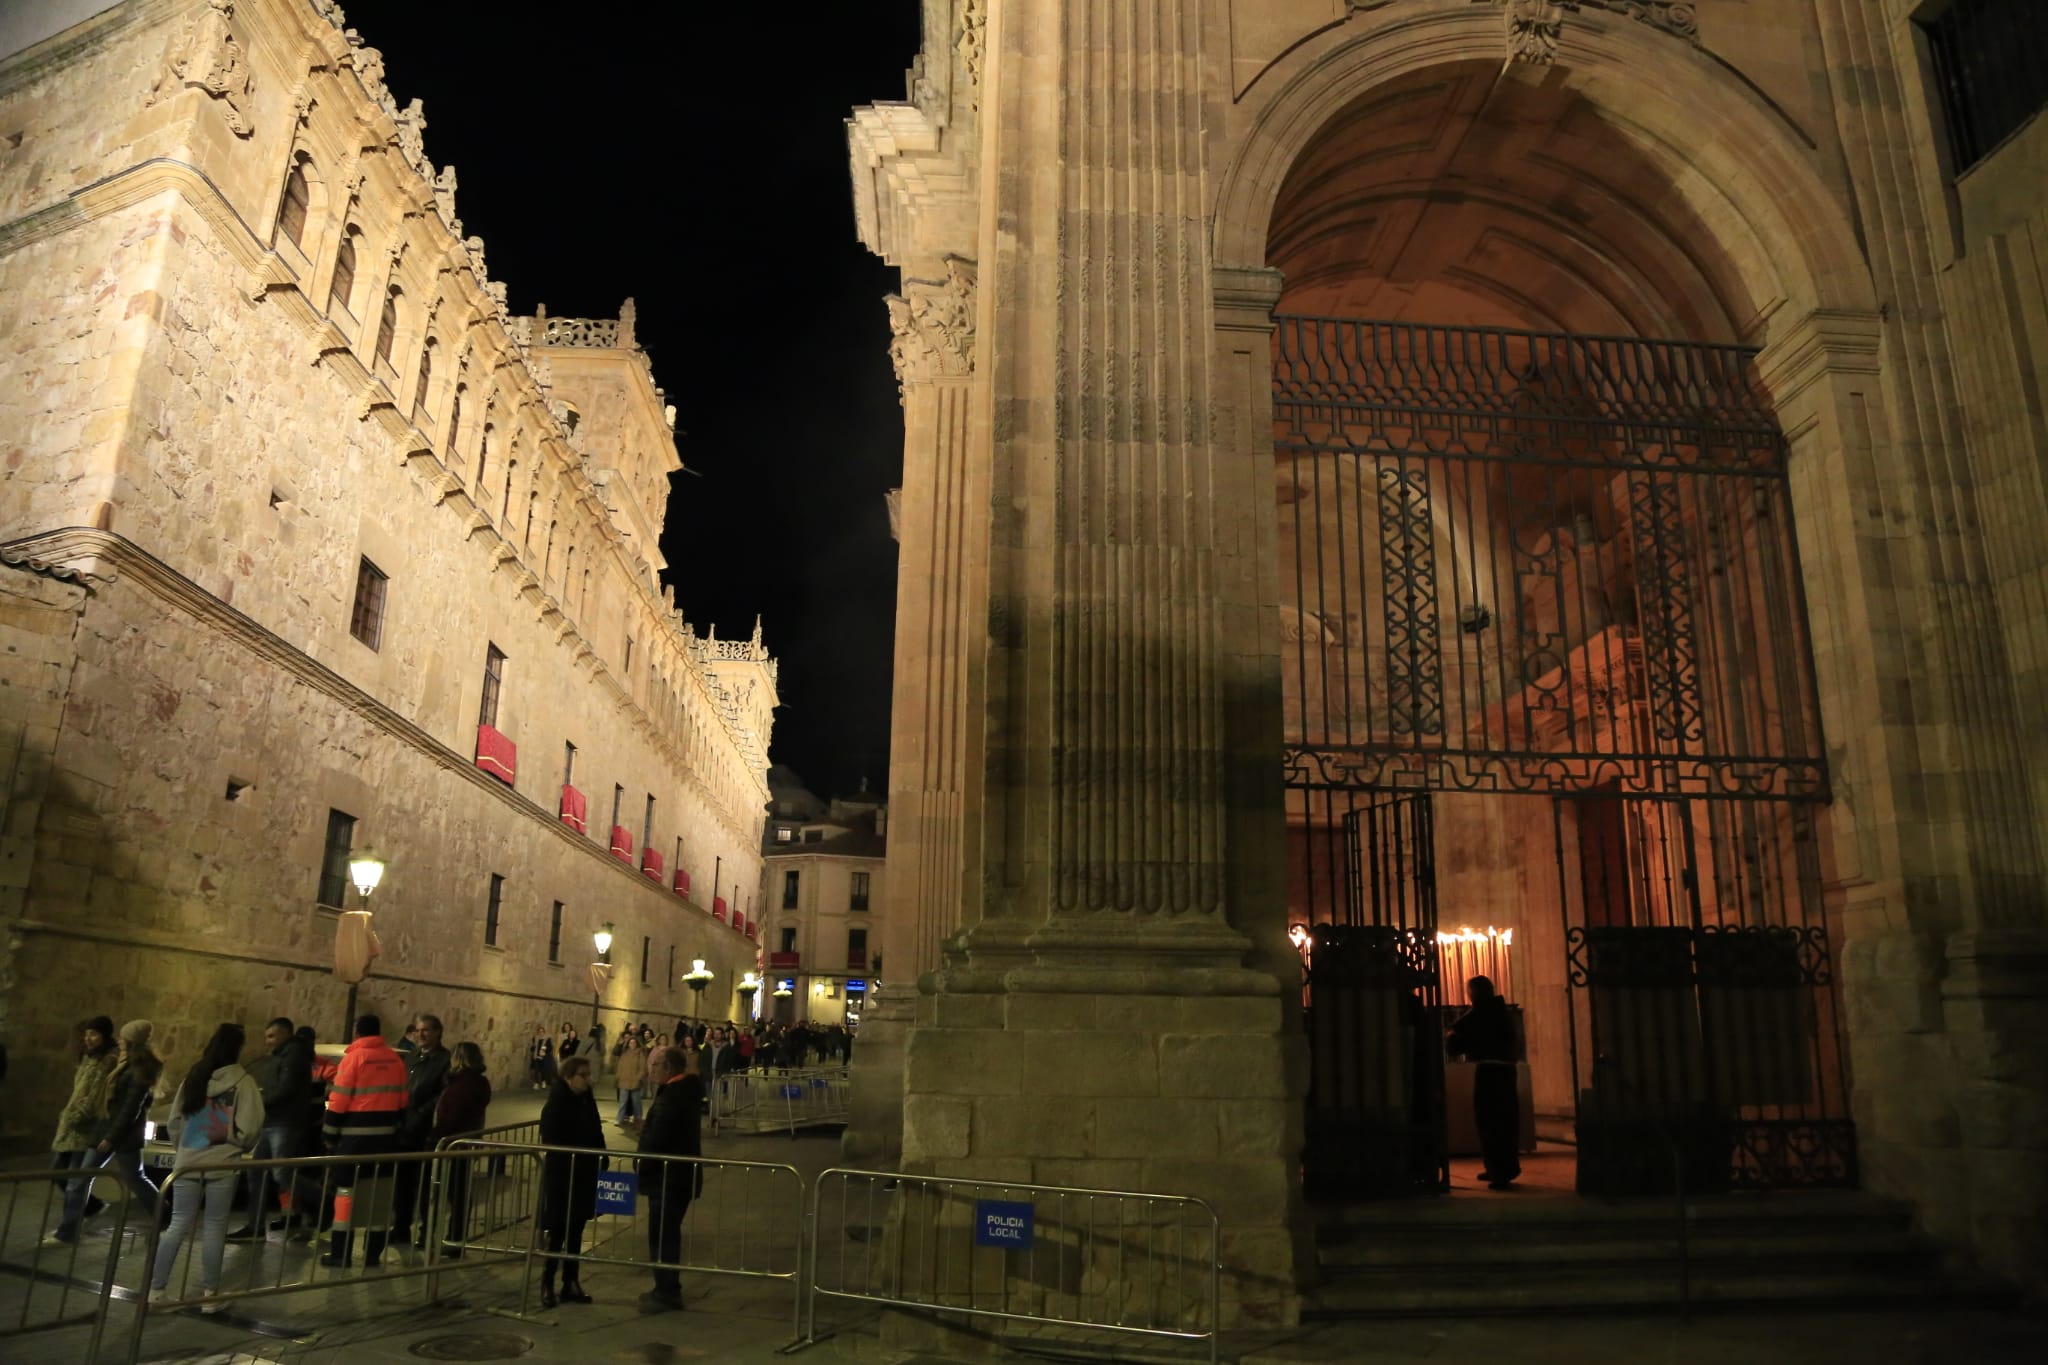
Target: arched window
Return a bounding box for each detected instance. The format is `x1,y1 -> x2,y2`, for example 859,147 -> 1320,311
477,422 -> 493,487
544,519 -> 558,577
327,230 -> 358,315
374,287 -> 399,367
277,155 -> 312,249
501,457 -> 517,522
445,389 -> 464,467
412,338 -> 435,415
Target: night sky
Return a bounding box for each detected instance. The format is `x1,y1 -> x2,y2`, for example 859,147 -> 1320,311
345,2 -> 925,802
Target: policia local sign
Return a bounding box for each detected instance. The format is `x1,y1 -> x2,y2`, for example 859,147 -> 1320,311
975,1199 -> 1034,1249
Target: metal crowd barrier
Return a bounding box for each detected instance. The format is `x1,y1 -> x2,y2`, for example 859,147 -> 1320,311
712,1066 -> 851,1136
449,1138 -> 807,1336
126,1148 -> 529,1362
806,1167 -> 1220,1364
0,1164 -> 141,1357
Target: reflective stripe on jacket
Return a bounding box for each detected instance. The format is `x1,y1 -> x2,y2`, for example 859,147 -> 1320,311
323,1036 -> 408,1143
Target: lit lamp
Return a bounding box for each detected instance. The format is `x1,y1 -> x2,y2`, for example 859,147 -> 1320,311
684,957 -> 715,1005
590,922 -> 615,1034
336,849 -> 386,1040
772,978 -> 794,998
738,970 -> 761,1018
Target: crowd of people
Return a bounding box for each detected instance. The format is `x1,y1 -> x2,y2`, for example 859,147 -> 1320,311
39,1007 -> 845,1316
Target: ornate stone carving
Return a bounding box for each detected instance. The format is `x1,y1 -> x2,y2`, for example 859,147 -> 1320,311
151,0 -> 255,137
394,98 -> 428,175
1476,0 -> 1700,60
433,164 -> 458,224
887,255 -> 978,400
1503,0 -> 1567,63
956,0 -> 986,113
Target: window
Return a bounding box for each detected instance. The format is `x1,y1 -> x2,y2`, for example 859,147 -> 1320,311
564,741 -> 577,786
640,935 -> 651,985
548,901 -> 563,964
1923,0 -> 2048,174
479,643 -> 506,728
501,457 -> 516,522
374,287 -> 399,366
780,926 -> 798,954
277,156 -> 311,249
611,783 -> 625,832
444,391 -> 463,465
783,870 -> 800,909
850,870 -> 871,912
775,826 -> 795,843
412,340 -> 434,414
349,556 -> 387,650
317,808 -> 356,907
327,231 -> 358,315
485,873 -> 504,947
476,423 -> 492,486
642,794 -> 656,851
847,927 -> 868,967
623,634 -> 634,676
667,945 -> 676,991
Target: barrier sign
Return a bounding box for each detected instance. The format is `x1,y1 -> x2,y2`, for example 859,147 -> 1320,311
975,1199 -> 1034,1249
595,1170 -> 638,1216
782,1084 -> 804,1099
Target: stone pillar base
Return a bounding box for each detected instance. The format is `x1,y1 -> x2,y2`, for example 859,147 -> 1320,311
840,992 -> 911,1170
891,922 -> 1308,1334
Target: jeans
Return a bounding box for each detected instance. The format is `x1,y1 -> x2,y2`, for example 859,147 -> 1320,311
56,1147 -> 158,1240
152,1170 -> 236,1293
615,1085 -> 642,1124
242,1124 -> 304,1226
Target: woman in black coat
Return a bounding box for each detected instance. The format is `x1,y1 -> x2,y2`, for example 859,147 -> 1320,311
536,1054 -> 605,1307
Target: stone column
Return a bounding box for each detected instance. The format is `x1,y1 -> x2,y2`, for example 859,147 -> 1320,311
843,259 -> 986,1170
894,0 -> 1306,1330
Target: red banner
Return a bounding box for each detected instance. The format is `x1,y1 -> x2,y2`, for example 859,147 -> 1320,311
673,868 -> 691,897
559,784 -> 587,833
712,896 -> 728,923
745,920 -> 758,941
609,826 -> 634,862
641,847 -> 665,881
475,724 -> 517,785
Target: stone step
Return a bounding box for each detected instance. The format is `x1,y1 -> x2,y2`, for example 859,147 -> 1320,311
1304,1263 -> 2010,1319
1318,1227 -> 1933,1269
1314,1189 -> 1915,1232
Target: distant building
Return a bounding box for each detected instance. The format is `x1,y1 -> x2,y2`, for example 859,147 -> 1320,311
0,0 -> 775,1134
758,770 -> 886,1027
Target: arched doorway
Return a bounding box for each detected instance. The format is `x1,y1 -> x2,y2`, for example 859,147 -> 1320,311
1264,59 -> 1852,1201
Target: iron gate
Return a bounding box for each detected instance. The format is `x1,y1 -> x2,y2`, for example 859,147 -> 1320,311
1299,790 -> 1445,1198
1277,317 -> 1853,1194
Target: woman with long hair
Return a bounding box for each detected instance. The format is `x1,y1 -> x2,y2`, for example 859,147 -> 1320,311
44,1015 -> 119,1245
429,1042 -> 492,1255
52,1020 -> 163,1242
536,1054 -> 604,1307
149,1024 -> 265,1310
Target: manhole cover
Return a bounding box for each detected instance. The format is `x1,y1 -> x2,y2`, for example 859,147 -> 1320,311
409,1333 -> 535,1361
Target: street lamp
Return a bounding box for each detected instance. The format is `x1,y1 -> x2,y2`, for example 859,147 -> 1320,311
338,849 -> 385,1039
684,957 -> 715,1007
590,922 -> 615,1034
738,970 -> 760,1019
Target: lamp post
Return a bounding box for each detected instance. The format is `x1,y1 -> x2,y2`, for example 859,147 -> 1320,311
591,921 -> 614,1034
738,971 -> 761,1020
684,958 -> 715,1012
340,849 -> 385,1039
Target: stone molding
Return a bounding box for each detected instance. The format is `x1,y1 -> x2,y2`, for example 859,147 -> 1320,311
0,525 -> 761,898
1751,307 -> 1884,439
887,255 -> 978,398
1479,0 -> 1700,63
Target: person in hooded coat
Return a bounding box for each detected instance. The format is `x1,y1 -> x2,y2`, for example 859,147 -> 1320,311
536,1053 -> 605,1307
47,1014 -> 120,1239
149,1023 -> 265,1310
51,1019 -> 162,1244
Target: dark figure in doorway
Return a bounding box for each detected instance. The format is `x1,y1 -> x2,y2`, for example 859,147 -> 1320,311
1446,975 -> 1521,1190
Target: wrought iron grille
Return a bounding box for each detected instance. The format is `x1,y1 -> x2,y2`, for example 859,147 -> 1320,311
1274,316 -> 1826,800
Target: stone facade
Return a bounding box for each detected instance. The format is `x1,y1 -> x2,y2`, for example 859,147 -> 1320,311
851,0 -> 2048,1323
0,0 -> 774,1143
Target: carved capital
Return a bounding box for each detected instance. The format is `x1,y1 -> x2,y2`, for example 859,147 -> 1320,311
1502,0 -> 1567,64
956,0 -> 987,113
887,255 -> 978,400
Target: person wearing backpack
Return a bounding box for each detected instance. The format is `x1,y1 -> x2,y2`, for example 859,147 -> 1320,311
149,1023 -> 265,1309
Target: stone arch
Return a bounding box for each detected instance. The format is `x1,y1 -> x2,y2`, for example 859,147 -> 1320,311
1210,3 -> 1879,334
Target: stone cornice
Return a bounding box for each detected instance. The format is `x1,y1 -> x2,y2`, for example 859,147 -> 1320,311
847,100 -> 977,269
1753,308 -> 1884,436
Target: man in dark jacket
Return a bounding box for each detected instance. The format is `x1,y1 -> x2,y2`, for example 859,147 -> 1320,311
230,1016 -> 312,1240
391,1013 -> 450,1253
635,1044 -> 703,1312
1446,976 -> 1522,1190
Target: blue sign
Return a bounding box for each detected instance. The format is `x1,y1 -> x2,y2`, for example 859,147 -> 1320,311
594,1171 -> 637,1216
781,1084 -> 804,1099
846,980 -> 866,991
975,1199 -> 1034,1249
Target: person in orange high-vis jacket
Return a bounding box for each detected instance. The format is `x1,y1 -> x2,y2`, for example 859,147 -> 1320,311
319,1015 -> 408,1269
